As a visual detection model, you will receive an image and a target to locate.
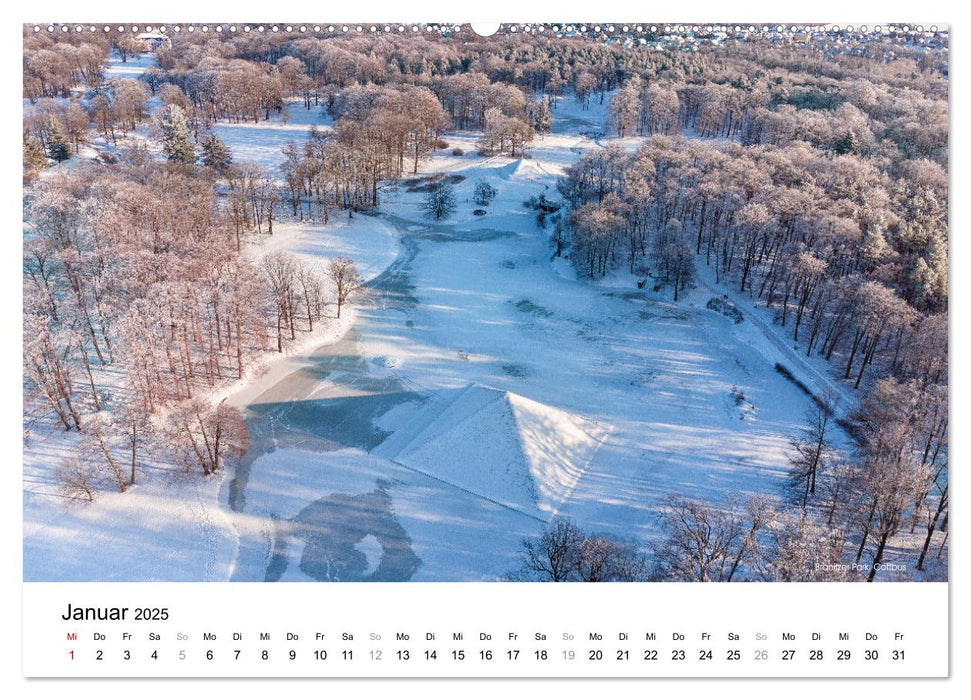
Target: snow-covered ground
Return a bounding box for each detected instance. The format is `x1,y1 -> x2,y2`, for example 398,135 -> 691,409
23,55 -> 386,580
103,52 -> 158,81
26,61 -> 934,582
23,425 -> 237,581
223,109 -> 830,582
211,102 -> 332,172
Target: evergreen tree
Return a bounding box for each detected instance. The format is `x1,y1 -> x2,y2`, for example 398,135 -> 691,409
536,96 -> 553,133
833,130 -> 858,155
201,133 -> 233,175
24,135 -> 48,176
158,104 -> 195,164
46,118 -> 72,163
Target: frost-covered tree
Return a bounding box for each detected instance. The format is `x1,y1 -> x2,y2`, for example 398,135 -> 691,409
640,84 -> 680,135
478,108 -> 534,157
511,517 -> 647,582
157,104 -> 195,164
608,78 -> 642,137
23,135 -> 47,179
473,180 -> 497,207
23,315 -> 82,431
118,400 -> 153,486
403,86 -> 447,173
78,413 -> 127,493
421,180 -> 456,220
570,202 -> 623,278
201,133 -> 233,174
261,252 -> 298,351
527,95 -> 552,133
55,453 -> 98,502
295,261 -> 326,331
575,535 -> 649,582
654,496 -> 772,582
787,399 -> 835,508
327,256 -> 364,320
167,399 -> 250,476
63,101 -> 90,154
850,379 -> 932,581
575,71 -> 598,109
651,219 -> 696,301
112,78 -> 149,132
759,512 -> 849,581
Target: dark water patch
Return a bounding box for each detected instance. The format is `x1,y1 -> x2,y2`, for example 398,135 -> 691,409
367,236 -> 421,309
501,363 -> 529,378
248,390 -> 420,453
663,308 -> 691,321
602,290 -> 650,302
229,328 -> 414,510
627,369 -> 657,387
513,298 -> 554,318
405,173 -> 466,193
377,212 -> 516,244
291,482 -> 421,582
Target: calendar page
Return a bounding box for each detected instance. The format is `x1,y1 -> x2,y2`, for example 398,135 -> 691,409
19,7 -> 952,688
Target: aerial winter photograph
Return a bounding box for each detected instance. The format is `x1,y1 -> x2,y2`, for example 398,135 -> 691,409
22,22 -> 948,583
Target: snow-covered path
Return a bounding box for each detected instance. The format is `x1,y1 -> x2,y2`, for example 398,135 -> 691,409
694,264 -> 856,415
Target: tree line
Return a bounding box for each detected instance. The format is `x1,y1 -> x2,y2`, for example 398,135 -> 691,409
24,161 -> 362,500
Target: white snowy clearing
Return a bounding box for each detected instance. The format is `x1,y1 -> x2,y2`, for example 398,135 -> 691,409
25,53 -> 878,582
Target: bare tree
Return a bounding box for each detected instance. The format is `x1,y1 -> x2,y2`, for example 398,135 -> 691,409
327,256 -> 364,319
118,400 -> 152,486
295,261 -> 326,331
261,252 -> 297,352
654,496 -> 770,582
512,517 -> 647,582
167,399 -> 250,476
576,535 -> 648,582
56,454 -> 98,502
81,413 -> 127,493
787,397 -> 835,508
420,180 -> 456,221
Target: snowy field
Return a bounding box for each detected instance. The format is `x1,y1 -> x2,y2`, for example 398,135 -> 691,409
103,52 -> 159,81
211,102 -> 332,172
223,104 -> 829,582
23,425 -> 237,581
25,56 -> 895,582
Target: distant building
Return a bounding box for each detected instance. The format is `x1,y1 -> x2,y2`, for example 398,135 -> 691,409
136,31 -> 171,50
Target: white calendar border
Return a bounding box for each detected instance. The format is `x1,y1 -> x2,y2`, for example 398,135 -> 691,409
5,0 -> 963,696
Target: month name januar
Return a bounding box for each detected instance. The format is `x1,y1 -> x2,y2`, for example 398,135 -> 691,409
61,604 -> 128,621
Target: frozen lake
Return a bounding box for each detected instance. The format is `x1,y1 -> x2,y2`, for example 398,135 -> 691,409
225,156 -> 813,582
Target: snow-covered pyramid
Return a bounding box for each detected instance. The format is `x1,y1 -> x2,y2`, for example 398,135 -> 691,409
376,385 -> 610,516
